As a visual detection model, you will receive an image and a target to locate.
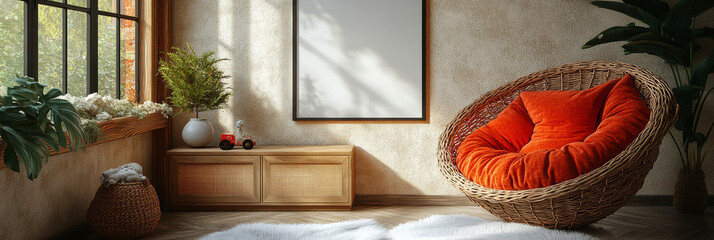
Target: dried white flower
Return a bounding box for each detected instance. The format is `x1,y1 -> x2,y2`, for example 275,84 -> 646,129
61,93 -> 172,121
95,112 -> 111,121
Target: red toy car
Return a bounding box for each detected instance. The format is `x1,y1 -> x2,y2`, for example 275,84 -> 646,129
219,134 -> 254,150
219,120 -> 255,150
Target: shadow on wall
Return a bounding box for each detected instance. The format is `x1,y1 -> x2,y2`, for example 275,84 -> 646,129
171,0 -> 434,195
356,147 -> 422,194
298,40 -> 414,118
171,0 -> 247,146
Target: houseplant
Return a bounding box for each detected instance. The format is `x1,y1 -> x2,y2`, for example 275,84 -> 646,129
582,0 -> 714,213
0,76 -> 85,180
158,44 -> 231,147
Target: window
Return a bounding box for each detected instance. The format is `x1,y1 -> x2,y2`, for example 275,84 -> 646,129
0,0 -> 139,101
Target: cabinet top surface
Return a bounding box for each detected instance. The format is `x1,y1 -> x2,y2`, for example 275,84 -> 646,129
167,145 -> 355,156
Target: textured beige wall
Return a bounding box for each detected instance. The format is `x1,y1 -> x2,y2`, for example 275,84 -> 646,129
0,133 -> 153,240
172,0 -> 714,195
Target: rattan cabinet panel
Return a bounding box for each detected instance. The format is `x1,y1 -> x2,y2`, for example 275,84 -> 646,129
170,156 -> 260,203
167,146 -> 354,210
263,156 -> 350,203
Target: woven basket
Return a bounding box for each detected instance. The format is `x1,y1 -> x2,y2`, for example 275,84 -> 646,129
437,61 -> 677,229
87,179 -> 161,239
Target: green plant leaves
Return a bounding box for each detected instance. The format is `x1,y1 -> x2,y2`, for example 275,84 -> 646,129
47,99 -> 84,151
622,40 -> 690,66
663,0 -> 694,39
2,143 -> 20,172
690,132 -> 705,144
0,125 -> 47,179
623,0 -> 671,21
672,85 -> 698,132
592,1 -> 661,29
692,50 -> 714,88
690,0 -> 714,17
586,0 -> 714,171
693,27 -> 714,40
0,76 -> 85,180
158,43 -> 232,117
582,23 -> 650,49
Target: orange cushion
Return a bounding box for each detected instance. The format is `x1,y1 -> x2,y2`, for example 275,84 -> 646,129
468,97 -> 534,153
456,74 -> 649,190
519,79 -> 618,153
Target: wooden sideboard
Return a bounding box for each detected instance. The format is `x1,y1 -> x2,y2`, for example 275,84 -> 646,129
167,145 -> 354,210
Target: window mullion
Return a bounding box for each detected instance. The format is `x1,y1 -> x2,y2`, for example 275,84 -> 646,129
62,2 -> 68,93
87,0 -> 98,94
115,17 -> 120,99
115,0 -> 124,99
25,0 -> 39,80
135,1 -> 140,102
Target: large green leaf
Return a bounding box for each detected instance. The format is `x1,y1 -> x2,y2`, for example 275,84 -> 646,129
46,98 -> 84,150
0,126 -> 47,179
592,1 -> 661,29
7,87 -> 38,103
623,0 -> 671,20
691,50 -> 714,88
672,86 -> 699,132
1,137 -> 20,172
0,107 -> 25,122
42,88 -> 63,100
0,76 -> 85,179
582,23 -> 650,49
12,77 -> 46,95
663,0 -> 695,39
622,40 -> 690,66
691,0 -> 714,17
690,132 -> 706,145
693,27 -> 714,40
627,32 -> 671,42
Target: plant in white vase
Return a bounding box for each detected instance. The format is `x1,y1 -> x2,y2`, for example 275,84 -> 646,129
158,44 -> 231,147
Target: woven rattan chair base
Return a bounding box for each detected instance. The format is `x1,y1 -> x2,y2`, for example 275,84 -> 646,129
437,61 -> 677,229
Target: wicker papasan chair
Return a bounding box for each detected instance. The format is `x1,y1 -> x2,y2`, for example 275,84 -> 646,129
437,61 -> 677,229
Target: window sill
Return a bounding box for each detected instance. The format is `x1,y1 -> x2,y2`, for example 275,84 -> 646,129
0,112 -> 169,169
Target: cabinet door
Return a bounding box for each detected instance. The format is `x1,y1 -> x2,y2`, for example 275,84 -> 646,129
262,156 -> 351,203
171,156 -> 260,203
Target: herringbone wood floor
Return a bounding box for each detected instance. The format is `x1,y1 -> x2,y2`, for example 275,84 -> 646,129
120,206 -> 714,240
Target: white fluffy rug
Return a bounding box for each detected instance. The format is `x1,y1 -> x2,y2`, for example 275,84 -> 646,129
200,219 -> 387,240
200,214 -> 597,240
389,214 -> 596,240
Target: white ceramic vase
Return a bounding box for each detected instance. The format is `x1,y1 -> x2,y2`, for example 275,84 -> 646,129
182,118 -> 215,147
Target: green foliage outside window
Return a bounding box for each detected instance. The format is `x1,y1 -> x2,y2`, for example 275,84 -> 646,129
0,0 -> 135,99
0,1 -> 24,96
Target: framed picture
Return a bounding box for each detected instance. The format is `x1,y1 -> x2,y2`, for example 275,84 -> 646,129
293,0 -> 428,121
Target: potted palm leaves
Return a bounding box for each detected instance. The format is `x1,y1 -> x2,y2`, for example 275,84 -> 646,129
158,44 -> 231,147
583,0 -> 714,213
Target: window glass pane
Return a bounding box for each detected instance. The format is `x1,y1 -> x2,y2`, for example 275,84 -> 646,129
120,0 -> 136,17
68,0 -> 88,8
0,0 -> 24,96
38,5 -> 63,91
99,0 -> 117,13
98,15 -> 117,97
67,10 -> 87,96
120,19 -> 136,101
